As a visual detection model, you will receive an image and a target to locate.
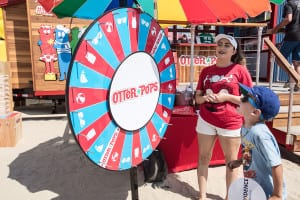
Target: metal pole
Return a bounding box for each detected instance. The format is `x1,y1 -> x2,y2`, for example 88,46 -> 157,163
287,82 -> 295,135
269,53 -> 275,89
130,167 -> 139,200
256,26 -> 263,85
153,0 -> 157,19
189,24 -> 195,89
285,81 -> 295,147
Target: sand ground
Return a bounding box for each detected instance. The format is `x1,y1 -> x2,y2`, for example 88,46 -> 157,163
0,102 -> 299,200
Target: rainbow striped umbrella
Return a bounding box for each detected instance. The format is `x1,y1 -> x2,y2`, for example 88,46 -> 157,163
38,0 -> 284,23
156,0 -> 278,24
38,0 -> 154,19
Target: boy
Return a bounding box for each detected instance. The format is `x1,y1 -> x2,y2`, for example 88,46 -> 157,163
228,84 -> 287,200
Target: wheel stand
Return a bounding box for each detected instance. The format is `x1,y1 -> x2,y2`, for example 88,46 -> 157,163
130,167 -> 139,200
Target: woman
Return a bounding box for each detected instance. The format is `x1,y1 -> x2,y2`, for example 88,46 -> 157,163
194,34 -> 253,200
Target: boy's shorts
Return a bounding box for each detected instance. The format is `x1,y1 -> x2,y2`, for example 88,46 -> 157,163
196,115 -> 241,137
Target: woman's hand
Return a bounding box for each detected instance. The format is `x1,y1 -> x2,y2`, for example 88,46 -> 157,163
213,93 -> 228,103
195,90 -> 207,104
206,94 -> 217,103
195,93 -> 216,104
195,90 -> 241,105
196,93 -> 227,104
215,92 -> 242,105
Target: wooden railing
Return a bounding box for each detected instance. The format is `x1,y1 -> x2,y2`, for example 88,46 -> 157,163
264,37 -> 300,138
264,38 -> 300,87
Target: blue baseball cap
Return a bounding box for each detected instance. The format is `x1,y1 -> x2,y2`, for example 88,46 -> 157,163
239,83 -> 280,121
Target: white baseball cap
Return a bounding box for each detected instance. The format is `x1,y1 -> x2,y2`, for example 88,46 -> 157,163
215,34 -> 237,49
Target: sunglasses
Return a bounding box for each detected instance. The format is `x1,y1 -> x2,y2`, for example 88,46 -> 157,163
241,94 -> 257,107
241,95 -> 249,103
240,94 -> 264,120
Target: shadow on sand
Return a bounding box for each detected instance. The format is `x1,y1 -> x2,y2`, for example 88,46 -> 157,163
8,123 -> 206,200
8,126 -> 133,200
279,145 -> 300,165
158,173 -> 223,200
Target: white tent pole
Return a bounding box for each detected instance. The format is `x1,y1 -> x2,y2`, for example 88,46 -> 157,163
255,26 -> 263,85
189,24 -> 195,90
153,0 -> 157,19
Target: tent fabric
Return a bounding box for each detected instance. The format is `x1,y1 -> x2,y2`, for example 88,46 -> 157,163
38,0 -> 283,24
233,0 -> 271,17
37,0 -> 62,13
135,0 -> 154,18
156,0 -> 272,24
156,0 -> 187,23
49,0 -> 135,19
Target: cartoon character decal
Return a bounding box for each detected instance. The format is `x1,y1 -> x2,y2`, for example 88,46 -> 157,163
38,25 -> 57,80
242,138 -> 256,178
54,25 -> 71,81
70,26 -> 86,54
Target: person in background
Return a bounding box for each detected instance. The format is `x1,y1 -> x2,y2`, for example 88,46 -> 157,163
267,0 -> 300,91
194,34 -> 253,200
198,25 -> 214,44
228,84 -> 287,200
178,34 -> 188,43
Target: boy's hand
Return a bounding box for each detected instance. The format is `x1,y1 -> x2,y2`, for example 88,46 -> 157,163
268,196 -> 281,200
227,159 -> 242,170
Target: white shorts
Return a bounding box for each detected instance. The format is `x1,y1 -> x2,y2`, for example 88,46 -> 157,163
196,115 -> 241,137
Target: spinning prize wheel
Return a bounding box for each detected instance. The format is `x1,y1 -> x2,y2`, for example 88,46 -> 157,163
66,8 -> 176,171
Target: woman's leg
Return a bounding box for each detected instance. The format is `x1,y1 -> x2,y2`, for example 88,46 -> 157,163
197,133 -> 216,200
218,135 -> 241,200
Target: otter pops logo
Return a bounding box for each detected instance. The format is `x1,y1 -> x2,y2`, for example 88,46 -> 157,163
109,52 -> 160,131
111,82 -> 158,104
